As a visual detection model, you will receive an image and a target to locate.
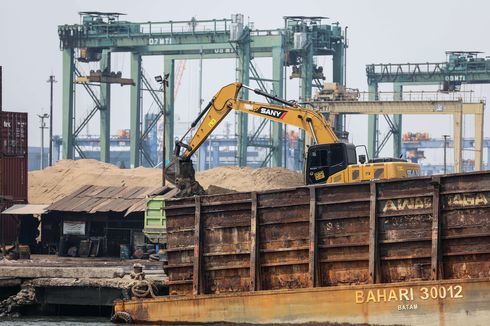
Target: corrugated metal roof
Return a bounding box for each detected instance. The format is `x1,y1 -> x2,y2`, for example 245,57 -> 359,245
46,185 -> 174,215
125,187 -> 179,216
1,204 -> 48,215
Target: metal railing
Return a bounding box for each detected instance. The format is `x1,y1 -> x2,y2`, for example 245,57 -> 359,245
366,62 -> 447,76
249,29 -> 282,37
357,90 -> 482,102
366,61 -> 490,79
140,18 -> 232,35
60,19 -> 284,40
73,18 -> 234,38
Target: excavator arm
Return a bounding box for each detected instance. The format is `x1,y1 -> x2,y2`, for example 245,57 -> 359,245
174,82 -> 339,159
168,82 -> 420,196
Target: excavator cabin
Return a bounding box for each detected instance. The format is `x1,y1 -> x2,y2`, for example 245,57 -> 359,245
306,143 -> 420,184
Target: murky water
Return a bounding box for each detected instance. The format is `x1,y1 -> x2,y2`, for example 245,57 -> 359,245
0,318 -> 221,326
0,317 -> 113,326
0,317 -> 210,325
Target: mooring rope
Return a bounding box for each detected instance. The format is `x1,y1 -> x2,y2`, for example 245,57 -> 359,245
130,271 -> 158,298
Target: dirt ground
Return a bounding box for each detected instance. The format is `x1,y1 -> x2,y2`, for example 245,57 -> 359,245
28,159 -> 304,204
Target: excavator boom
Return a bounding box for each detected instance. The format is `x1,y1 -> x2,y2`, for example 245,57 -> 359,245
175,82 -> 338,159
169,82 -> 420,196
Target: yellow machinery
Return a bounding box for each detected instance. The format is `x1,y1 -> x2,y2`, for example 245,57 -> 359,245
171,82 -> 419,190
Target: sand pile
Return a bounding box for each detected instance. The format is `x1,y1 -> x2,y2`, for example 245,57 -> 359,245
28,160 -> 163,204
196,166 -> 303,192
28,160 -> 304,204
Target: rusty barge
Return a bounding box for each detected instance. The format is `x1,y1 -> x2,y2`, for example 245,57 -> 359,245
114,171 -> 490,325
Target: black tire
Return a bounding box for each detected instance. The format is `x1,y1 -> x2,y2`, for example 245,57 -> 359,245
110,311 -> 133,324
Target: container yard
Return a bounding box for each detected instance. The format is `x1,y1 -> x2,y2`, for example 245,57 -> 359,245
1,1 -> 490,326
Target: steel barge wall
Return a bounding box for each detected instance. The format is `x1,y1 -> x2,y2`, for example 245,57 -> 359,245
164,171 -> 490,296
114,171 -> 490,325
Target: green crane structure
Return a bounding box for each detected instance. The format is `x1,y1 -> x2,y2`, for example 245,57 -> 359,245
58,12 -> 346,168
366,51 -> 490,159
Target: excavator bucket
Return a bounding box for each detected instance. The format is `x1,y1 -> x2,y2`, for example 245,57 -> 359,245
165,157 -> 205,197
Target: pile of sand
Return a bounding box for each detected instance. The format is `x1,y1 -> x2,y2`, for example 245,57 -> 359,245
28,160 -> 163,204
196,166 -> 303,192
28,160 -> 304,204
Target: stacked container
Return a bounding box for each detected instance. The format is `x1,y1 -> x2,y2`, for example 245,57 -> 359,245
0,111 -> 28,244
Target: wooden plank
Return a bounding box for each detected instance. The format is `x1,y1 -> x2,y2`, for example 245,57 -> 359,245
192,197 -> 203,295
368,182 -> 379,284
431,177 -> 442,280
308,187 -> 318,287
250,192 -> 260,291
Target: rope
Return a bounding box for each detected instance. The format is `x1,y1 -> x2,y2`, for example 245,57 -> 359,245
130,272 -> 158,298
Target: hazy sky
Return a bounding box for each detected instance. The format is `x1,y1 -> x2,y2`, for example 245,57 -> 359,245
1,0 -> 489,165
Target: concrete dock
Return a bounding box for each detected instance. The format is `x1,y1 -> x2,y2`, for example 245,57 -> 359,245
0,255 -> 166,317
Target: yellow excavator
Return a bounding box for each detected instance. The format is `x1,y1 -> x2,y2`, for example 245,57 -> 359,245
168,82 -> 420,195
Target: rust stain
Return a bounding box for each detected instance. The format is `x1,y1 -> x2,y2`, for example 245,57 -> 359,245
163,172 -> 490,297
439,298 -> 445,326
115,279 -> 490,325
130,171 -> 490,324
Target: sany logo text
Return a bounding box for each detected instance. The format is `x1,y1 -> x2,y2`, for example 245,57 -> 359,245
256,107 -> 287,119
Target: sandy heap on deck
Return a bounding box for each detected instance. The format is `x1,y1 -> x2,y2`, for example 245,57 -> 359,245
28,160 -> 304,204
197,166 -> 303,192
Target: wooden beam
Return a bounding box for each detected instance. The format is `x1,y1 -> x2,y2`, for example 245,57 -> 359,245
250,192 -> 260,291
192,197 -> 203,295
431,177 -> 442,280
308,187 -> 319,287
368,182 -> 380,284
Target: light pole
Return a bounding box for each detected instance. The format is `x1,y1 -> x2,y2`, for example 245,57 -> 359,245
38,113 -> 50,169
443,134 -> 450,174
47,75 -> 57,166
155,74 -> 170,187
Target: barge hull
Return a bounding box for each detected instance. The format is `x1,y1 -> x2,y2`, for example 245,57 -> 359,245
118,171 -> 490,325
115,278 -> 490,325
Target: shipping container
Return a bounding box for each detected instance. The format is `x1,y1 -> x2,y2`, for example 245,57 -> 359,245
0,111 -> 28,201
0,111 -> 28,157
0,200 -> 18,244
0,156 -> 28,201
